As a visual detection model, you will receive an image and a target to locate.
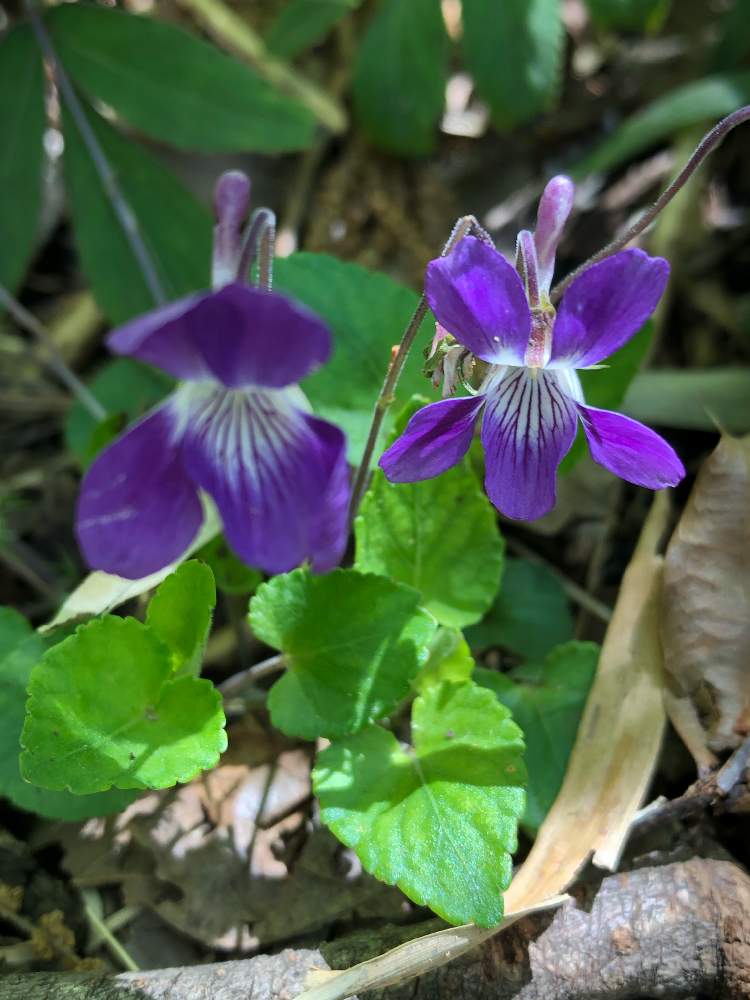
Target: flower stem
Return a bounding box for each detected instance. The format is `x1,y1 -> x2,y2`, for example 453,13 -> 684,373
0,282 -> 106,421
24,0 -> 167,308
347,215 -> 481,523
550,104 -> 750,304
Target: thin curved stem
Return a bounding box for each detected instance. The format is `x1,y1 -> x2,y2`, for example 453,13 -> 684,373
550,105 -> 750,304
24,0 -> 167,307
347,215 -> 482,523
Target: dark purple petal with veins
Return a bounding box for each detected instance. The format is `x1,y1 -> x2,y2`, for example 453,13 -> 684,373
425,237 -> 531,366
481,368 -> 579,520
76,400 -> 203,578
107,292 -> 214,381
180,385 -> 349,574
577,404 -> 685,489
379,394 -> 486,483
183,283 -> 330,389
549,249 -> 669,369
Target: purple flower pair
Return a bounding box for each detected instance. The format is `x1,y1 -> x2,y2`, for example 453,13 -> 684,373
380,176 -> 685,519
76,173 -> 349,579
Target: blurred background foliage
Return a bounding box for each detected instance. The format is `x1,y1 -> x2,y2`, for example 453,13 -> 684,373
1,0 -> 749,609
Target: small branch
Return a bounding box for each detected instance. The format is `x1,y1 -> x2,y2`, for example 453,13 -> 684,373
0,283 -> 105,421
175,0 -> 347,134
80,892 -> 139,973
551,105 -> 750,303
24,0 -> 167,308
218,653 -> 286,698
348,215 -> 480,521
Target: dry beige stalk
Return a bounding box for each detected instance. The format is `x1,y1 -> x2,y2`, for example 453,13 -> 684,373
295,492 -> 671,1000
661,433 -> 750,761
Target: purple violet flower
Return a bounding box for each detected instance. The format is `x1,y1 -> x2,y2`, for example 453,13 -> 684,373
76,171 -> 349,579
380,175 -> 685,520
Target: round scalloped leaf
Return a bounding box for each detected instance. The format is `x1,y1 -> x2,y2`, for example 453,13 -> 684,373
20,616 -> 226,793
0,608 -> 136,819
250,568 -> 436,740
314,680 -> 526,926
146,560 -> 216,676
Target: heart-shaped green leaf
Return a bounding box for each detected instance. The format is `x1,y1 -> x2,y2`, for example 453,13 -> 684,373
146,560 -> 216,676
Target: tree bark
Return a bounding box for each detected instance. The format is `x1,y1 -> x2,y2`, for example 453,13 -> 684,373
1,859 -> 748,1000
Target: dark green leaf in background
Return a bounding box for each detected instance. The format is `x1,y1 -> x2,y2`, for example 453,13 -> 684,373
65,358 -> 174,465
466,557 -> 574,661
62,103 -> 211,323
575,72 -> 750,177
275,254 -> 434,462
624,367 -> 750,434
0,25 -> 45,293
476,641 -> 598,832
48,5 -> 316,153
355,454 -> 504,628
462,0 -> 564,130
0,608 -> 137,819
266,0 -> 362,60
250,568 -> 436,740
21,616 -> 226,794
315,680 -> 526,925
195,535 -> 263,596
585,0 -> 670,32
352,0 -> 449,155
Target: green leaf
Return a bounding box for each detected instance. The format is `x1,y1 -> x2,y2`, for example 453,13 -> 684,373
462,0 -> 563,130
250,568 -> 436,740
0,25 -> 45,293
575,72 -> 750,177
466,557 -> 574,661
585,0 -> 670,31
274,253 -> 433,463
48,5 -> 315,153
624,367 -> 750,434
352,0 -> 449,155
314,680 -> 526,925
62,103 -> 212,324
561,320 -> 653,473
21,616 -> 226,793
0,609 -> 136,819
146,561 -> 216,677
65,359 -> 174,465
266,0 -> 361,59
415,627 -> 475,693
194,535 -> 263,596
475,641 -> 597,832
355,455 -> 504,628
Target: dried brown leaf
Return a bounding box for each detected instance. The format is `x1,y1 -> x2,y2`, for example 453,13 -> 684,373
662,433 -> 750,757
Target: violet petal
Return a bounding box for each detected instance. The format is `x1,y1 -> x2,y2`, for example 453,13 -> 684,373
107,292 -> 214,381
534,175 -> 575,295
578,404 -> 685,488
379,394 -> 486,483
76,400 -> 203,578
180,386 -> 349,574
549,249 -> 669,368
179,283 -> 331,389
481,368 -> 578,520
425,237 -> 531,366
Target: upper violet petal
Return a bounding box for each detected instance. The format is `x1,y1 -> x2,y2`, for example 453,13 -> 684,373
549,249 -> 669,368
577,404 -> 685,489
425,237 -> 531,366
75,400 -> 203,579
379,394 -> 486,483
183,283 -> 331,389
107,292 -> 214,381
180,385 -> 349,575
481,368 -> 578,520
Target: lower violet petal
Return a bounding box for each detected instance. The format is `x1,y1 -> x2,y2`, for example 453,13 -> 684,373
76,401 -> 203,578
481,368 -> 578,520
180,386 -> 349,575
379,395 -> 486,483
577,404 -> 685,489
